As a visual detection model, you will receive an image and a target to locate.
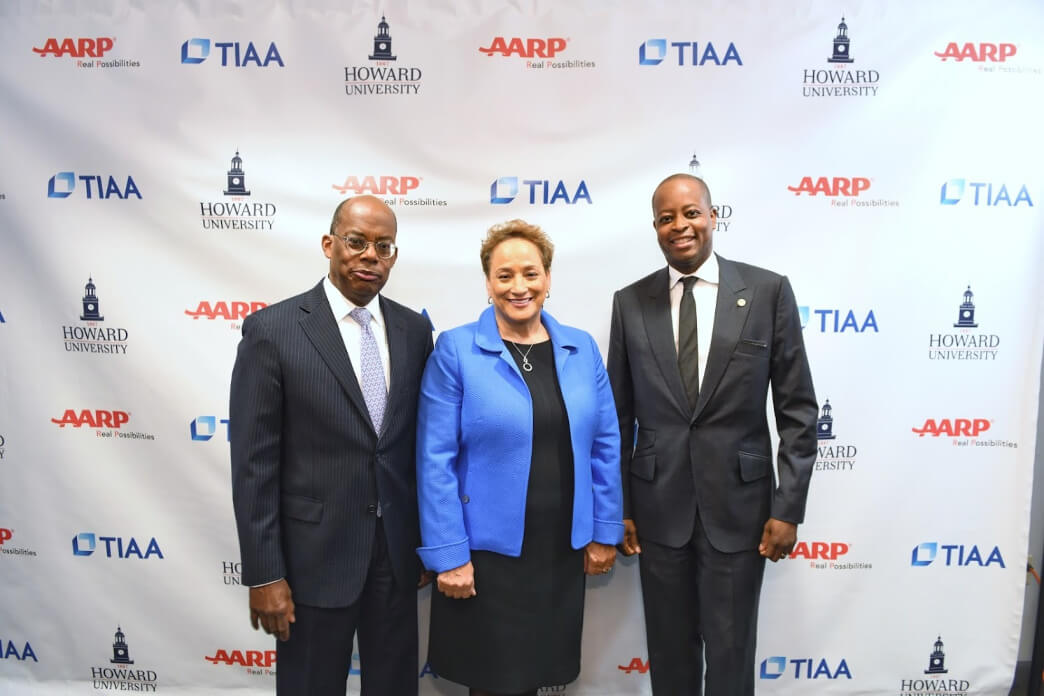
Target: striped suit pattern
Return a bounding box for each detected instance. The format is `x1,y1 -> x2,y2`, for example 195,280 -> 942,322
230,279 -> 433,607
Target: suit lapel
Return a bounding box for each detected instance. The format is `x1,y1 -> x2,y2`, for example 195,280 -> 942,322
298,282 -> 375,436
640,268 -> 691,417
542,310 -> 576,378
380,296 -> 410,438
693,255 -> 752,421
474,305 -> 525,381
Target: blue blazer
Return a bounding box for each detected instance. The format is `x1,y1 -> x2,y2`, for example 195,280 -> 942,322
416,306 -> 623,573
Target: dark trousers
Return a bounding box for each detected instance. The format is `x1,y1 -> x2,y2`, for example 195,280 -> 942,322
276,521 -> 418,696
638,515 -> 765,696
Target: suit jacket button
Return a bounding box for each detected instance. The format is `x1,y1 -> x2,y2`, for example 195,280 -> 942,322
366,504 -> 378,514
461,495 -> 470,504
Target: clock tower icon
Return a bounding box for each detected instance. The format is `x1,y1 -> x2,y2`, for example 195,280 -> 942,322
110,626 -> 134,665
80,276 -> 104,321
953,285 -> 978,328
688,153 -> 701,177
223,150 -> 251,196
828,17 -> 854,64
924,636 -> 948,674
369,15 -> 397,61
817,400 -> 837,440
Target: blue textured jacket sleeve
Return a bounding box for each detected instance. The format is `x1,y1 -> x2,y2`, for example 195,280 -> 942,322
587,333 -> 624,544
416,332 -> 471,572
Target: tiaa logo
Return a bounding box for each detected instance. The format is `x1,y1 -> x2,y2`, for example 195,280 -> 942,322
638,39 -> 742,66
490,177 -> 591,205
181,38 -> 284,67
939,179 -> 1033,207
190,416 -> 230,442
48,172 -> 141,199
1,640 -> 38,662
72,532 -> 164,559
760,656 -> 851,679
911,542 -> 1005,567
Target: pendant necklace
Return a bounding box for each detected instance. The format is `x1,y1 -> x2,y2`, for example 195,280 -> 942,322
509,341 -> 535,372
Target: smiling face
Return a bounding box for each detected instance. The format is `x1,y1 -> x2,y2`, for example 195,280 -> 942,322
322,196 -> 397,307
652,175 -> 717,275
485,237 -> 550,335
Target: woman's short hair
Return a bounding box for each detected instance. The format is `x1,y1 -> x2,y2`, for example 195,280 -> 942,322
479,219 -> 554,275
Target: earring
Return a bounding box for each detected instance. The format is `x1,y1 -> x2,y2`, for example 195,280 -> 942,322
488,297 -> 493,304
546,290 -> 551,300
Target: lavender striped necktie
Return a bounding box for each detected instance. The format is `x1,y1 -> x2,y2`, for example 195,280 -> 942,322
349,307 -> 386,433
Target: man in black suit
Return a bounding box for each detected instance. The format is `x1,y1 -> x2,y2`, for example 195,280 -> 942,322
608,174 -> 817,695
230,195 -> 433,695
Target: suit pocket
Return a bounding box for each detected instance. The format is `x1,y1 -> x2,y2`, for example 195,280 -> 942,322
735,338 -> 769,358
635,427 -> 656,451
283,494 -> 323,523
630,454 -> 656,482
738,451 -> 771,482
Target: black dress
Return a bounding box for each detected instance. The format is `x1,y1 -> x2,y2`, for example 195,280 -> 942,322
428,340 -> 583,693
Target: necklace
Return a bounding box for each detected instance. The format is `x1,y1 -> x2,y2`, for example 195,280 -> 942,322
509,341 -> 535,372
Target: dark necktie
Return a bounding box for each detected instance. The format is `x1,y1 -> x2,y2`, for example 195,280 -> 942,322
678,276 -> 700,411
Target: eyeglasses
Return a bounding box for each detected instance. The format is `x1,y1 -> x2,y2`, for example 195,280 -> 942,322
333,234 -> 398,259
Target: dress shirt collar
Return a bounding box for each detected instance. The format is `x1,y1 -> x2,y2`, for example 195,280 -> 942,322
667,252 -> 720,288
322,275 -> 385,330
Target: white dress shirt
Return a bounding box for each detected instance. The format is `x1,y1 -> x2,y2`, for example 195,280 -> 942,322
323,276 -> 392,389
668,253 -> 719,393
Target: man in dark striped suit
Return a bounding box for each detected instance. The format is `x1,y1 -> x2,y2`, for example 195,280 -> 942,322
231,195 -> 434,695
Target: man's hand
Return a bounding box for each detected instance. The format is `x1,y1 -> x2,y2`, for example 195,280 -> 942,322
618,518 -> 642,556
436,562 -> 476,599
759,518 -> 797,562
418,570 -> 436,589
584,541 -> 617,575
249,579 -> 296,642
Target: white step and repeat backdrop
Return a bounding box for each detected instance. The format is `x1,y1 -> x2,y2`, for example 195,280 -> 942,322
1,1 -> 1043,694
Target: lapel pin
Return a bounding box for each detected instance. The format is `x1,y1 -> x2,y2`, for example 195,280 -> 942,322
737,298 -> 747,307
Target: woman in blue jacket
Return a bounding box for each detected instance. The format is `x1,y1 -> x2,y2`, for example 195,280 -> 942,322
417,220 -> 623,696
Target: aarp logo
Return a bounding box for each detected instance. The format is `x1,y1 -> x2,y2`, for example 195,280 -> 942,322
33,37 -> 114,58
788,177 -> 870,196
911,418 -> 990,437
479,37 -> 567,58
935,43 -> 1016,62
